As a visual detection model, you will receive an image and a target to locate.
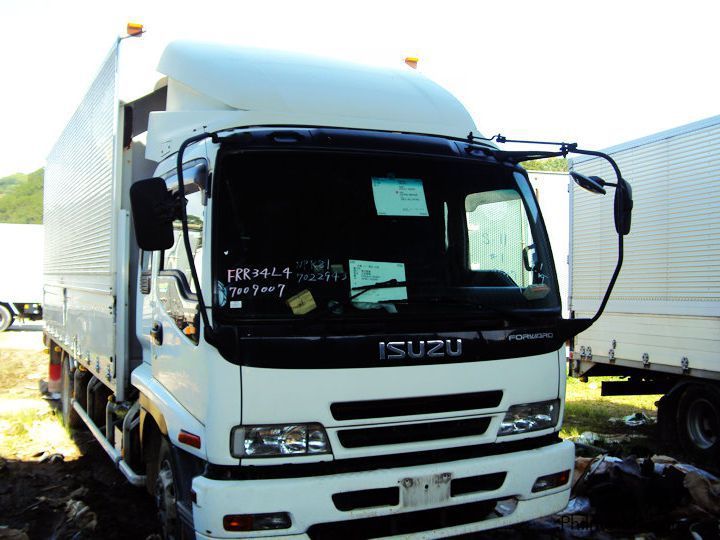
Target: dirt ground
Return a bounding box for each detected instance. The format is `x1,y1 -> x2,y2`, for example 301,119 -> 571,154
0,325 -> 159,539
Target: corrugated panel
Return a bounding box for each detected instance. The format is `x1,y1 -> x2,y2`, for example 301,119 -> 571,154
572,311 -> 720,372
44,49 -> 118,280
570,119 -> 720,315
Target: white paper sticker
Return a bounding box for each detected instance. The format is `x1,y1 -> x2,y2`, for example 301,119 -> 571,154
230,300 -> 243,309
349,259 -> 407,302
372,177 -> 429,217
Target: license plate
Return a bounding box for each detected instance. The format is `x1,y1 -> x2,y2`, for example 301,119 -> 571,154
400,473 -> 452,508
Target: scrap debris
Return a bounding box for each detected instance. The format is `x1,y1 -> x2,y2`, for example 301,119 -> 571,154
541,452 -> 720,538
608,412 -> 655,427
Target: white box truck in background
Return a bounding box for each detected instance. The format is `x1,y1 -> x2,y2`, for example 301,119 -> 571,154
527,171 -> 570,318
569,115 -> 720,466
43,28 -> 632,538
0,223 -> 43,331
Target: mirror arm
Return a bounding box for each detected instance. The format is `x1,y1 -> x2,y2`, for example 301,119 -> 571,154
591,233 -> 624,324
176,132 -> 215,342
569,148 -> 628,324
569,148 -> 622,184
493,137 -> 631,336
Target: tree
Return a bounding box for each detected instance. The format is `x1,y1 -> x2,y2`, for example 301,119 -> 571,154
520,157 -> 568,172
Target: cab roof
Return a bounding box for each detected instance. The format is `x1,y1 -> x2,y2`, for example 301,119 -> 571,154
147,41 -> 480,161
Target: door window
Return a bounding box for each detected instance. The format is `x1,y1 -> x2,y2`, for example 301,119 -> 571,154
158,183 -> 204,342
465,189 -> 534,287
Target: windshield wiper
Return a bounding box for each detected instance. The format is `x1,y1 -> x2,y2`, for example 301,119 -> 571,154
300,279 -> 408,318
350,279 -> 407,302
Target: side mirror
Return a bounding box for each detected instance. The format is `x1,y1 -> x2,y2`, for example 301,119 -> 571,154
570,171 -> 606,195
130,178 -> 176,251
522,244 -> 537,272
614,178 -> 633,236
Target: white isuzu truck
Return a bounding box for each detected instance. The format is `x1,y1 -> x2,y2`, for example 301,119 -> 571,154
43,29 -> 632,539
569,116 -> 720,467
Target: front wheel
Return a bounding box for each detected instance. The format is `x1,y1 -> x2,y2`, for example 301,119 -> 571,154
155,438 -> 181,540
677,384 -> 720,466
0,304 -> 14,332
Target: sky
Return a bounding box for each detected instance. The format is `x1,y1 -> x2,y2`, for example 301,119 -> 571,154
1,0 -> 718,177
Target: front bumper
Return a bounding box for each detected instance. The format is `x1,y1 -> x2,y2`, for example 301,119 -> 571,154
191,438 -> 575,538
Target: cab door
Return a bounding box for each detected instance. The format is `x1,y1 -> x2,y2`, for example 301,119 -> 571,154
149,170 -> 208,421
136,249 -> 156,364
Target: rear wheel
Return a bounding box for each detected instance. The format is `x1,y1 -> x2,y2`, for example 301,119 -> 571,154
0,304 -> 14,332
677,384 -> 720,465
61,357 -> 82,429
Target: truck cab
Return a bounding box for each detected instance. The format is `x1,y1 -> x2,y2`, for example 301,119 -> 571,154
129,42 -> 574,538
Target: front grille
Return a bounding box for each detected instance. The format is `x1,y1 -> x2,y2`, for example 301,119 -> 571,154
308,499 -> 501,539
332,487 -> 400,511
330,391 -> 503,421
337,418 -> 491,448
451,472 -> 507,496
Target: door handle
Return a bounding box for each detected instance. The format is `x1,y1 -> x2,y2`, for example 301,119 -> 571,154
151,322 -> 163,346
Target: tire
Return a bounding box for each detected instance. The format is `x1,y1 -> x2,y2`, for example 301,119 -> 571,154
61,357 -> 82,429
0,304 -> 14,332
677,384 -> 720,466
73,369 -> 89,414
155,438 -> 182,540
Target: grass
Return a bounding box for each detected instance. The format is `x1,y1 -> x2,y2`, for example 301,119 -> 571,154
0,348 -> 82,460
562,376 -> 661,437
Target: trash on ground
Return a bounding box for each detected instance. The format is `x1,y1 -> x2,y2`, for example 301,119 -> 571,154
544,451 -> 720,537
0,528 -> 30,540
608,411 -> 655,427
575,431 -> 602,445
39,452 -> 65,464
65,499 -> 98,531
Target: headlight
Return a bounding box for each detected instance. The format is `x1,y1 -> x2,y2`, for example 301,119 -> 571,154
497,400 -> 559,436
230,423 -> 331,458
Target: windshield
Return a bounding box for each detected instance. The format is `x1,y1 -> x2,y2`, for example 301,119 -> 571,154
212,151 -> 559,321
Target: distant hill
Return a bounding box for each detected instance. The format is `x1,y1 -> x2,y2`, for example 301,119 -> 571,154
0,168 -> 44,224
0,172 -> 29,195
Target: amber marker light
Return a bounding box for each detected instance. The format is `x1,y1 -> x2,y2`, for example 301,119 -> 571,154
405,57 -> 419,69
127,23 -> 144,37
532,470 -> 571,493
178,430 -> 202,449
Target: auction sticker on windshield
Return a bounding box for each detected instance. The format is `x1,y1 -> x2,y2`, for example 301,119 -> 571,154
349,260 -> 407,302
286,289 -> 317,315
371,177 -> 429,217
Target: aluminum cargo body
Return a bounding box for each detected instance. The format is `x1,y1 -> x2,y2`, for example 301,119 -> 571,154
570,116 -> 720,378
43,46 -> 137,398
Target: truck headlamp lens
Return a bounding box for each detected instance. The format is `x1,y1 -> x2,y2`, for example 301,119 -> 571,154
231,423 -> 330,458
497,400 -> 559,436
